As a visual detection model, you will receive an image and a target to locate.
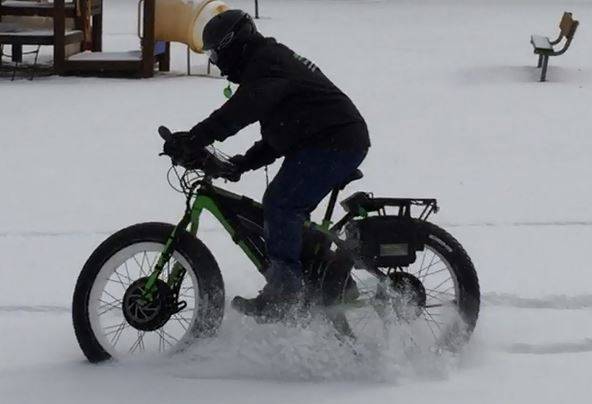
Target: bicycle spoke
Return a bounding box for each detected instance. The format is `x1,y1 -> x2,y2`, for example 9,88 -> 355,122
102,289 -> 122,303
419,256 -> 442,279
172,315 -> 189,331
419,265 -> 449,281
424,309 -> 444,329
421,313 -> 439,340
158,330 -> 164,352
129,331 -> 146,354
104,276 -> 126,289
418,249 -> 427,276
124,261 -> 133,284
418,250 -> 438,279
132,254 -> 146,277
98,299 -> 122,316
425,303 -> 446,309
141,252 -> 150,276
427,276 -> 453,293
108,321 -> 128,347
174,315 -> 192,326
103,322 -> 126,332
157,328 -> 175,350
162,328 -> 180,344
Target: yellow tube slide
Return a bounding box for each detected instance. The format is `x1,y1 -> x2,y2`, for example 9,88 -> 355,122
154,0 -> 230,53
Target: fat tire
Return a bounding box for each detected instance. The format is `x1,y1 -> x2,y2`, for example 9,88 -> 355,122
72,222 -> 224,363
417,220 -> 480,349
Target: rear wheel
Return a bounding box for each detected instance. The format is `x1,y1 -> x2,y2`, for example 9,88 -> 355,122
72,222 -> 225,363
331,221 -> 479,352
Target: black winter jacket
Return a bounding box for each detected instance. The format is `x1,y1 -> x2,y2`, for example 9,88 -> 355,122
190,36 -> 370,171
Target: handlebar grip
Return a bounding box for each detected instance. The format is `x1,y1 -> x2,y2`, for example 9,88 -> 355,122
158,126 -> 173,142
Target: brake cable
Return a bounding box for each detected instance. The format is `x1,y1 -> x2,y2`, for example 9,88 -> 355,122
264,165 -> 269,187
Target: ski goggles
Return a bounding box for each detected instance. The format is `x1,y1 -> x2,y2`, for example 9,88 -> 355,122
205,48 -> 220,64
205,31 -> 235,65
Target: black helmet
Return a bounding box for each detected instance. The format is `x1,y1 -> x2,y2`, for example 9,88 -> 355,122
203,10 -> 257,66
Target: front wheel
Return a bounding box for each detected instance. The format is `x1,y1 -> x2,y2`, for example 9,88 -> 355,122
72,222 -> 225,363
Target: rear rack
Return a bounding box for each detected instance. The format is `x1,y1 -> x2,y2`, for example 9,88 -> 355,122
340,192 -> 439,221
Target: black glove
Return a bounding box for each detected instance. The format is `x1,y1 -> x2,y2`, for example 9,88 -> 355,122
221,155 -> 248,182
162,131 -> 210,168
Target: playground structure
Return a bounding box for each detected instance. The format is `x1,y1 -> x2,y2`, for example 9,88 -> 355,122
0,0 -> 239,78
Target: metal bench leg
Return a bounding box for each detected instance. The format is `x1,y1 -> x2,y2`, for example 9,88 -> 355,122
11,60 -> 18,81
540,55 -> 549,82
12,45 -> 22,63
537,54 -> 543,68
30,45 -> 41,81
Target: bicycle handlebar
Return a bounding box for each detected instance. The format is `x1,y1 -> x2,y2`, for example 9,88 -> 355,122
158,126 -> 239,181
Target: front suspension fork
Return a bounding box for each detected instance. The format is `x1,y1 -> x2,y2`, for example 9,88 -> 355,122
142,202 -> 196,302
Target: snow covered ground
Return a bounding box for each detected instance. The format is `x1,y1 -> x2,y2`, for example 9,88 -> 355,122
1,0 -> 592,402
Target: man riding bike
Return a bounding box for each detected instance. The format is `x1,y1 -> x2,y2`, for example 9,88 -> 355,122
162,10 -> 370,319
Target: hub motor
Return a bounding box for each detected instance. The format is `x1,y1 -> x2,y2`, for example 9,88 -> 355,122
122,278 -> 174,331
379,272 -> 427,321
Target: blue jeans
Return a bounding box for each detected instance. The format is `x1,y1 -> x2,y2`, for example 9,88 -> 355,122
262,148 -> 367,293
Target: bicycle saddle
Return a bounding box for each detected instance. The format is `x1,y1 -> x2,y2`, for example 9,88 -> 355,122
337,169 -> 363,190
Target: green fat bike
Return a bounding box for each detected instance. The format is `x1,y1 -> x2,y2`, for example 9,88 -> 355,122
72,127 -> 480,363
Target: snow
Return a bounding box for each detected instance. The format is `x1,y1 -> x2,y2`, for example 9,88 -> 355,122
1,0 -> 592,402
68,51 -> 143,62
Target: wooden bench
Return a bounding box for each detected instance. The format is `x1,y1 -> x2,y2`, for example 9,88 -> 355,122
530,12 -> 579,82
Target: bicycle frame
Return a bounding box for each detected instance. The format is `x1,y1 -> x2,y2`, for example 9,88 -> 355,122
142,177 -> 438,300
142,179 -> 344,298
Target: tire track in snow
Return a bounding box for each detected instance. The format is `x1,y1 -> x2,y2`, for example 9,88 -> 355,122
483,292 -> 592,310
506,339 -> 592,355
1,220 -> 592,239
0,228 -> 222,238
0,305 -> 70,314
2,293 -> 592,315
445,220 -> 592,228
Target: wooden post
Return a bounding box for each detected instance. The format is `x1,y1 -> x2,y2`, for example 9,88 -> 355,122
141,0 -> 155,78
187,46 -> 191,75
92,0 -> 103,51
254,0 -> 259,19
158,42 -> 170,72
54,0 -> 66,74
12,45 -> 23,63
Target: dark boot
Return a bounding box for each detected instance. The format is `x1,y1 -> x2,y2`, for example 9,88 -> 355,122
231,285 -> 302,321
232,260 -> 304,321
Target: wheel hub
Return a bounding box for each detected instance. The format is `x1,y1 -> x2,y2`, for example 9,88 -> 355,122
383,272 -> 427,321
122,278 -> 174,331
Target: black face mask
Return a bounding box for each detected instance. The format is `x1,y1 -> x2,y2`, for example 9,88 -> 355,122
213,41 -> 245,78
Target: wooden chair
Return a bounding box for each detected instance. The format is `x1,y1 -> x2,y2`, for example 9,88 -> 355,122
530,12 -> 579,82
